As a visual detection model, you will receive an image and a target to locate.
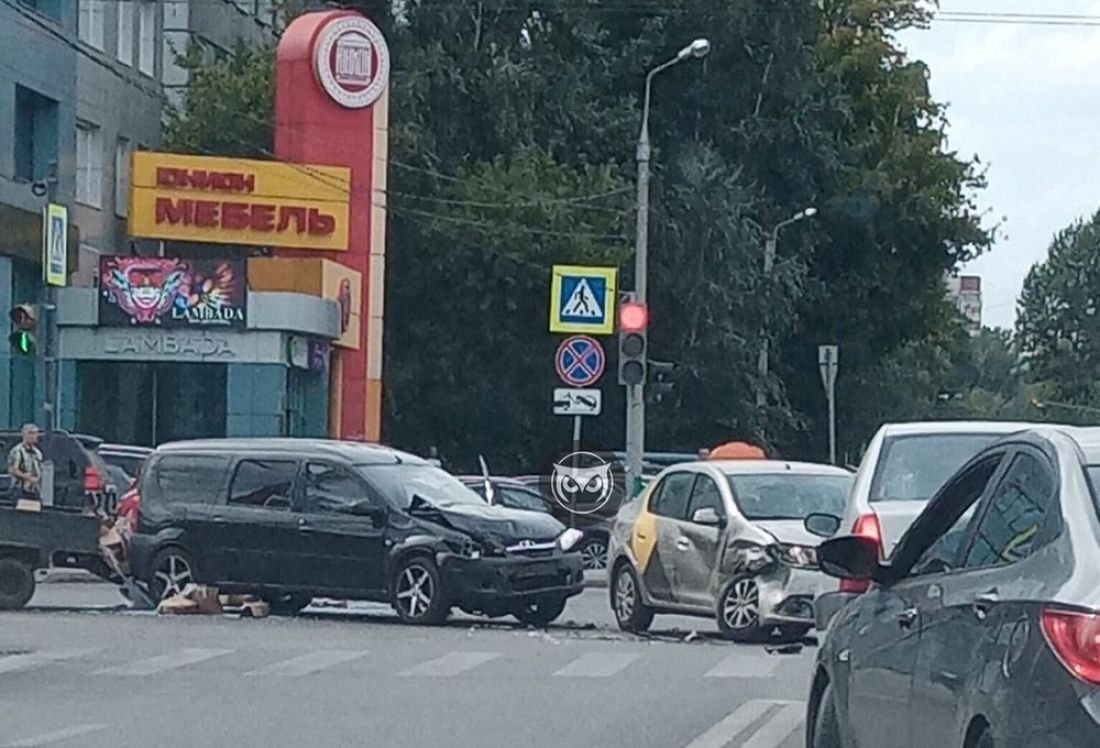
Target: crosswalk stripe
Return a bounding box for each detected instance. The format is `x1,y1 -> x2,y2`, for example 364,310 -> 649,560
0,649 -> 100,675
739,703 -> 805,748
94,648 -> 233,676
703,653 -> 779,679
4,723 -> 109,747
245,650 -> 367,677
400,652 -> 500,677
552,652 -> 640,678
681,700 -> 780,748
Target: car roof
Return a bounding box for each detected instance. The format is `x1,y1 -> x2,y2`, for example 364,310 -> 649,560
703,459 -> 852,476
98,444 -> 154,455
154,438 -> 427,465
876,420 -> 1045,437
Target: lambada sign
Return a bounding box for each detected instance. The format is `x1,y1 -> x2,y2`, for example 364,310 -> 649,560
128,151 -> 351,251
99,256 -> 247,328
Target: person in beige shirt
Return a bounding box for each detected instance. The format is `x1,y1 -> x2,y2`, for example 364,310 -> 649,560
7,423 -> 43,500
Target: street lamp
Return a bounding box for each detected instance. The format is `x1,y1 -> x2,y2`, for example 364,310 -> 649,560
626,38 -> 711,496
755,207 -> 817,408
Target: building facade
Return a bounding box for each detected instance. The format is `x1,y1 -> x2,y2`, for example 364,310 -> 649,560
2,1 -> 283,440
946,274 -> 983,335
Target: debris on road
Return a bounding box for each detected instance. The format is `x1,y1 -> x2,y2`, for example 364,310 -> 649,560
155,585 -> 271,618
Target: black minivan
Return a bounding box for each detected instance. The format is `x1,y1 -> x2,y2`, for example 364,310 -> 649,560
129,439 -> 586,626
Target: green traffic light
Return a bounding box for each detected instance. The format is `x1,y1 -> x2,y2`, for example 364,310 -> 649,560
8,331 -> 35,355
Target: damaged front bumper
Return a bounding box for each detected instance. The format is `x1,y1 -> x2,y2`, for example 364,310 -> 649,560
756,567 -> 833,628
439,551 -> 585,613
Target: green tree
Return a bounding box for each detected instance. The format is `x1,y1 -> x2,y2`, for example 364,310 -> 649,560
1017,209 -> 1100,416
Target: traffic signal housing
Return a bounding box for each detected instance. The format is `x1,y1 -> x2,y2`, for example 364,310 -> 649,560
646,360 -> 675,403
617,301 -> 648,386
9,304 -> 37,356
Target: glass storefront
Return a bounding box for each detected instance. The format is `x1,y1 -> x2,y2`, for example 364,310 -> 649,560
76,361 -> 227,446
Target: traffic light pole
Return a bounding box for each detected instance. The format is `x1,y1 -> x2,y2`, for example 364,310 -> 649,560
625,109 -> 651,498
42,163 -> 59,434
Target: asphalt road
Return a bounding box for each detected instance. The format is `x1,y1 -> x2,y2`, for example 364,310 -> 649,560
1,583 -> 816,748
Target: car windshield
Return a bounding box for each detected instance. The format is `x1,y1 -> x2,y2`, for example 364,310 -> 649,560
869,433 -> 1004,503
726,473 -> 853,521
357,463 -> 485,510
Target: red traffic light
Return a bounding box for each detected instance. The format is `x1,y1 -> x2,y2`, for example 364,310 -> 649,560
618,302 -> 648,333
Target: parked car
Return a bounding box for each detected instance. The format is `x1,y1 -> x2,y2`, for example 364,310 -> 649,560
0,430 -> 118,513
806,426 -> 1100,748
97,443 -> 154,482
459,475 -> 612,572
608,459 -> 853,641
129,439 -> 586,626
814,420 -> 1045,629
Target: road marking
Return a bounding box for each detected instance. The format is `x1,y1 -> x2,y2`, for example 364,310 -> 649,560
4,723 -> 108,746
552,652 -> 640,678
0,649 -> 99,675
682,700 -> 795,748
245,650 -> 367,677
400,652 -> 500,677
94,648 -> 233,676
703,652 -> 779,678
740,703 -> 805,748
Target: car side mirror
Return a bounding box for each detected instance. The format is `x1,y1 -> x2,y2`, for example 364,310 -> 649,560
691,507 -> 724,526
804,512 -> 842,539
817,535 -> 880,581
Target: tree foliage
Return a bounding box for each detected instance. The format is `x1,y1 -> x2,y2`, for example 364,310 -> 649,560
161,0 -> 997,470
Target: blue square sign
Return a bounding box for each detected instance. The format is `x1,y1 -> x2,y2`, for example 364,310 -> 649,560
549,265 -> 617,335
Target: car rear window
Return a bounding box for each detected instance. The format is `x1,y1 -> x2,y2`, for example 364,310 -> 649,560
147,454 -> 232,506
726,473 -> 853,520
870,433 -> 1003,503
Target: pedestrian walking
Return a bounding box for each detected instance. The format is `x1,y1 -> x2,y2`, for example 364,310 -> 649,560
7,423 -> 43,501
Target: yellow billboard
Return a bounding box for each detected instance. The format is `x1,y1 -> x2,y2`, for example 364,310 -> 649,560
129,151 -> 350,251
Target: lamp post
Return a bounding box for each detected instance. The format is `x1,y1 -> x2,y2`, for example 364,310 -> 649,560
755,207 -> 817,408
625,38 -> 711,497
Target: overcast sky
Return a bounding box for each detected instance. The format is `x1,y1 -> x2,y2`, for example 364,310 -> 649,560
899,1 -> 1100,329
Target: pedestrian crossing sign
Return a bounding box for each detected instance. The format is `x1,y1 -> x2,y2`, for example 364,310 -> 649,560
549,265 -> 618,335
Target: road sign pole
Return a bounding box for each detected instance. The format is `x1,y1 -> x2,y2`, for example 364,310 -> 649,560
43,162 -> 60,435
818,345 -> 839,465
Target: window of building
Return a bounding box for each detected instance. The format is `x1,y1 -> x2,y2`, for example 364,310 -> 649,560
114,138 -> 130,217
22,0 -> 63,22
116,2 -> 134,65
13,85 -> 59,183
138,1 -> 156,76
78,0 -> 106,50
76,122 -> 103,208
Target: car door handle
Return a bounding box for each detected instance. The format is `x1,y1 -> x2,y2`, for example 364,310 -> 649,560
675,538 -> 690,551
297,518 -> 313,532
211,516 -> 227,524
896,607 -> 918,630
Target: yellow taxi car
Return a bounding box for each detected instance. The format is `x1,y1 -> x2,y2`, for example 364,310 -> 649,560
607,459 -> 852,641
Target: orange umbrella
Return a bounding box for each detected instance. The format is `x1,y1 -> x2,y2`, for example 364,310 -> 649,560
707,441 -> 766,460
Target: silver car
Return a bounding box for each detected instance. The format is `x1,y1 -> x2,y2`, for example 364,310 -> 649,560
607,460 -> 852,641
815,420 -> 1045,629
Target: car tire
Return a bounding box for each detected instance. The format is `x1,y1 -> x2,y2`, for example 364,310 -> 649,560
0,557 -> 35,610
578,537 -> 608,572
148,546 -> 197,602
974,728 -> 994,748
611,563 -> 654,633
391,555 -> 449,625
809,681 -> 842,748
717,576 -> 765,642
780,624 -> 812,642
513,595 -> 568,627
265,593 -> 313,616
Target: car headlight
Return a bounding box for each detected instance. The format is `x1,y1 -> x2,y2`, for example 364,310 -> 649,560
451,536 -> 482,559
558,528 -> 585,552
777,543 -> 817,569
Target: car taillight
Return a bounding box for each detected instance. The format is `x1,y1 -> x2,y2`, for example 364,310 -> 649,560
1041,608 -> 1100,686
839,513 -> 883,594
83,466 -> 102,492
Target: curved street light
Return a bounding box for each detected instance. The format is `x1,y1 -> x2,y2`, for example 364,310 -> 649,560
625,39 -> 711,497
756,207 -> 818,408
